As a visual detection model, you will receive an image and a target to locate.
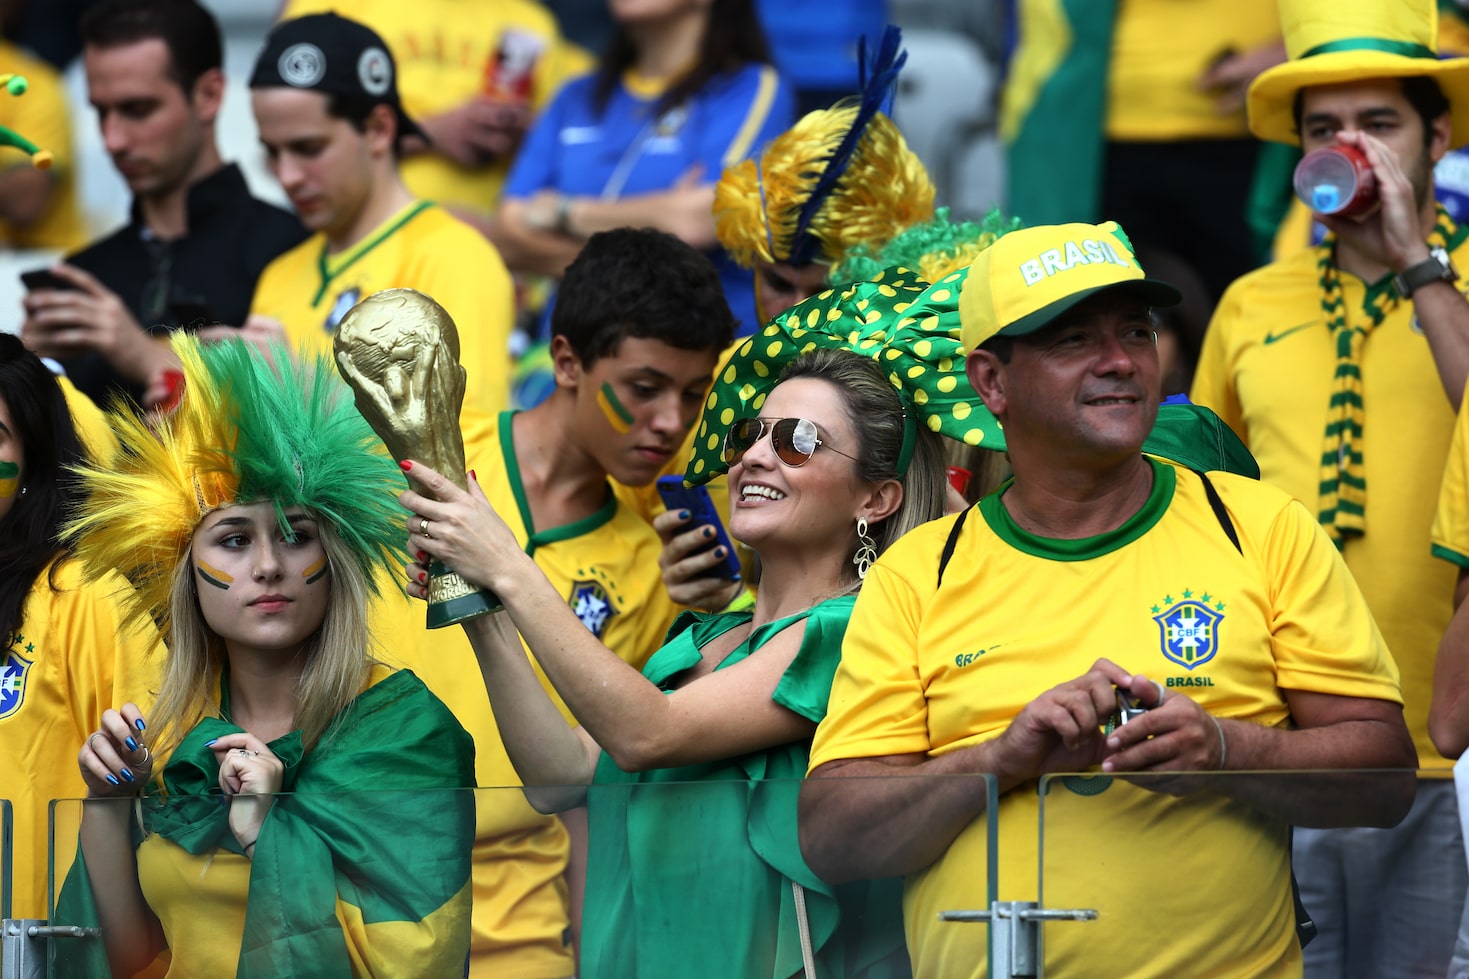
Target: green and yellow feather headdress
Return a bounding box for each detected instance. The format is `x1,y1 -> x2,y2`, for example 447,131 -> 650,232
66,335 -> 408,639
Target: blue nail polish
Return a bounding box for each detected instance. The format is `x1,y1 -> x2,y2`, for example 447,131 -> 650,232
125,737 -> 138,751
105,774 -> 120,786
679,509 -> 690,520
204,738 -> 217,747
733,573 -> 743,582
135,718 -> 146,731
120,768 -> 135,783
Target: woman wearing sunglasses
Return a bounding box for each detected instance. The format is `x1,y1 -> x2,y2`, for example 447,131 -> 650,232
399,272 -> 995,978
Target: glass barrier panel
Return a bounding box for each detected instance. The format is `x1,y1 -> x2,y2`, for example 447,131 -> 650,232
1035,769 -> 1432,979
45,775 -> 999,978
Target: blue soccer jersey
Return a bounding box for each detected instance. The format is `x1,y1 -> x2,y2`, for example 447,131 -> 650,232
506,63 -> 794,336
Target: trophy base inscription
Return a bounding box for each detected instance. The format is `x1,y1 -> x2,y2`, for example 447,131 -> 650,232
425,558 -> 503,629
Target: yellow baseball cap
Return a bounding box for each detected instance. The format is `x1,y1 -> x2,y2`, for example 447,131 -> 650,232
956,221 -> 1181,352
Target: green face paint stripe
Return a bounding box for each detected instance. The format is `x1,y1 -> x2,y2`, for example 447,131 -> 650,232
196,562 -> 234,590
0,460 -> 18,497
0,461 -> 18,478
598,382 -> 634,432
303,557 -> 329,584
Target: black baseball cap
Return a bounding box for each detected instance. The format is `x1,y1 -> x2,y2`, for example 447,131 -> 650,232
249,13 -> 426,143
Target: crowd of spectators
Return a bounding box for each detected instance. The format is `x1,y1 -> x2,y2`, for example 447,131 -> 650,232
6,1 -> 1469,977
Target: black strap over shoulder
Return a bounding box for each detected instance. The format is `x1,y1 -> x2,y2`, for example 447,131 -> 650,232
1193,469 -> 1242,555
936,505 -> 972,588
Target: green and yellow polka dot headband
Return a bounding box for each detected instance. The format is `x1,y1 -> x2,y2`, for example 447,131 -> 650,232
685,265 -> 1002,486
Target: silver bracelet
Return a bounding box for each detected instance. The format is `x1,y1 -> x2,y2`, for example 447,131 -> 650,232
1210,715 -> 1228,771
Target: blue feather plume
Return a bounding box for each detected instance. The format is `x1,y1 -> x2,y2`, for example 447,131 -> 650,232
786,25 -> 906,266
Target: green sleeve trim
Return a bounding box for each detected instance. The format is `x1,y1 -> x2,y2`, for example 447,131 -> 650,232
979,458 -> 1175,561
1432,543 -> 1469,569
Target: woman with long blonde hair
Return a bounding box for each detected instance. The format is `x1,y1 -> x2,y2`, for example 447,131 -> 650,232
58,336 -> 475,978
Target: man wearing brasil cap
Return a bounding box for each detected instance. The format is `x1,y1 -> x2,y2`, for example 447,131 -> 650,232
800,221 -> 1414,978
1192,3 -> 1469,972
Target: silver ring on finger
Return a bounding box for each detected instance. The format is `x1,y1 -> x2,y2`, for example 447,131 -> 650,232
136,745 -> 151,765
88,733 -> 104,752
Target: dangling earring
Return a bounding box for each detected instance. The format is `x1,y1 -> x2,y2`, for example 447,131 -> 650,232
17,486 -> 26,496
852,516 -> 877,580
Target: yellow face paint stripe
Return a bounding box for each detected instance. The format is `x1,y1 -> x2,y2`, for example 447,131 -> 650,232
0,460 -> 18,498
196,561 -> 234,590
303,556 -> 329,584
597,383 -> 634,435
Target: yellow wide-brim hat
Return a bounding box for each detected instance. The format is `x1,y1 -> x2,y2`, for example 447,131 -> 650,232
1248,0 -> 1469,147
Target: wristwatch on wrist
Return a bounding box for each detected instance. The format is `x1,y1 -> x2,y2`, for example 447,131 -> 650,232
1394,245 -> 1459,297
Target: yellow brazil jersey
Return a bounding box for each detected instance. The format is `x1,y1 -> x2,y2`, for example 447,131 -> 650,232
1105,0 -> 1279,141
809,461 -> 1401,979
2,559 -> 162,919
250,201 -> 513,462
1191,240 -> 1465,769
280,0 -> 590,213
0,40 -> 85,249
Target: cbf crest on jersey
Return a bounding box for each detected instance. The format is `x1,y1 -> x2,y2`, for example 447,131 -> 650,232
1,642 -> 33,719
570,579 -> 618,638
326,287 -> 362,334
1151,589 -> 1224,671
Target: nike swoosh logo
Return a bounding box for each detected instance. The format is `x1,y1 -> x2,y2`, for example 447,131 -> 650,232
1263,321 -> 1316,345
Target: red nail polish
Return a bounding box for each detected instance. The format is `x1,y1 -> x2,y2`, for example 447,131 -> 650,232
469,469 -> 477,481
400,460 -> 413,471
418,571 -> 427,583
417,550 -> 427,561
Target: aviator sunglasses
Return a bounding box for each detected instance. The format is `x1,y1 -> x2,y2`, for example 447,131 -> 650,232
722,417 -> 859,468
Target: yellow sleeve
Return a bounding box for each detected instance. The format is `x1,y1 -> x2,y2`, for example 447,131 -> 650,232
808,555 -> 934,770
1265,498 -> 1403,702
1190,287 -> 1246,443
50,564 -> 164,741
1434,400 -> 1469,568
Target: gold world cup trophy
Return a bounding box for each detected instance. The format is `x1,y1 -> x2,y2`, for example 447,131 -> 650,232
333,287 -> 502,627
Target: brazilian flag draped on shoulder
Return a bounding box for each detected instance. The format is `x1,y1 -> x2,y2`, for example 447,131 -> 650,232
54,669 -> 476,978
1001,0 -> 1118,225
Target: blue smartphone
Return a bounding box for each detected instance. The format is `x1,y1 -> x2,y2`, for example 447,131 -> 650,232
656,475 -> 742,580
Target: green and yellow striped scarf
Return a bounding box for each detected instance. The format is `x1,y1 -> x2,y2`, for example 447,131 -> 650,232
1317,204 -> 1465,545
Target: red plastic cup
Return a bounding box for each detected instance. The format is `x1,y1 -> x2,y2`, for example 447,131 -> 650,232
1293,144 -> 1377,217
946,466 -> 972,498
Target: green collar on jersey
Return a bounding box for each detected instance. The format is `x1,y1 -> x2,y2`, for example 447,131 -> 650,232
981,457 -> 1175,562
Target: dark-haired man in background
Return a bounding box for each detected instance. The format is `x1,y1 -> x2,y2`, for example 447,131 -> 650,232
1191,2 -> 1469,974
245,11 -> 513,440
21,0 -> 306,409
